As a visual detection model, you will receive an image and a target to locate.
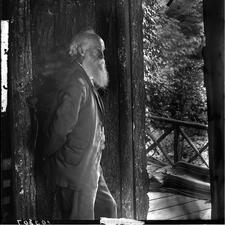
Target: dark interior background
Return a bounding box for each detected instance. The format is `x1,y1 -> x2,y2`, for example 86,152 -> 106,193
31,0 -> 121,218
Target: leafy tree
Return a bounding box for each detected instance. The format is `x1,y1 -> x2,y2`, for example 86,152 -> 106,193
143,0 -> 207,124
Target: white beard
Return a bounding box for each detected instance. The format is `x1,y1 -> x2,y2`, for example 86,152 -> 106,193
83,58 -> 109,89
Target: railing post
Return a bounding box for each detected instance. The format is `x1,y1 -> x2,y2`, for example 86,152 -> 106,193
174,125 -> 180,163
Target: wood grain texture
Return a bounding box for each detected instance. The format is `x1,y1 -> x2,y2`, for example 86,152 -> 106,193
95,0 -> 121,217
203,0 -> 224,221
147,192 -> 211,220
10,0 -> 36,219
30,0 -> 96,218
116,0 -> 134,219
10,0 -> 149,219
129,0 -> 149,219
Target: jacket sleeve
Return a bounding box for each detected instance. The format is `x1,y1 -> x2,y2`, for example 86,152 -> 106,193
45,79 -> 85,157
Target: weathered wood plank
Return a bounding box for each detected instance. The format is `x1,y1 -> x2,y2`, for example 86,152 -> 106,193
150,115 -> 208,129
149,194 -> 197,212
147,197 -> 211,220
203,0 -> 224,221
116,0 -> 134,218
148,192 -> 174,200
171,208 -> 211,220
130,0 -> 149,219
10,0 -> 36,219
95,0 -> 121,217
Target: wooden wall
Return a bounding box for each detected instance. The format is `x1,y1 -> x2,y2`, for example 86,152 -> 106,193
8,0 -> 148,220
9,0 -> 36,219
30,0 -> 97,219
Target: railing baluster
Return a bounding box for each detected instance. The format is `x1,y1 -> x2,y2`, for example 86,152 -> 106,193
147,127 -> 174,152
147,115 -> 208,168
148,131 -> 174,166
188,142 -> 209,163
179,127 -> 209,167
174,125 -> 180,163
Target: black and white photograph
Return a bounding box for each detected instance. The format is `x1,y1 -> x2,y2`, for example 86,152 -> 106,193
1,0 -> 224,224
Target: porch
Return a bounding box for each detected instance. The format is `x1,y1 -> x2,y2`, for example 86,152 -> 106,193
146,115 -> 211,220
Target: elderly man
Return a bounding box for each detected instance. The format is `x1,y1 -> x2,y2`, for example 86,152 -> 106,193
43,29 -> 117,220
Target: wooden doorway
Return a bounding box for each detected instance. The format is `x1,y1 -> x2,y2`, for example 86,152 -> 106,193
7,0 -> 148,220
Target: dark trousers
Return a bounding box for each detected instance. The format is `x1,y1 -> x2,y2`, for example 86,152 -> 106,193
55,172 -> 117,220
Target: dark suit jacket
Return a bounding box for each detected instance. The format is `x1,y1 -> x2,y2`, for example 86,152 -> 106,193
44,62 -> 104,191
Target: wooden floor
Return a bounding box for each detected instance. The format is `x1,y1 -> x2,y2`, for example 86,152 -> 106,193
147,191 -> 211,220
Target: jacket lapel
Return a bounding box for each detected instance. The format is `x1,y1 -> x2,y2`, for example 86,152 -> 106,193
92,87 -> 105,120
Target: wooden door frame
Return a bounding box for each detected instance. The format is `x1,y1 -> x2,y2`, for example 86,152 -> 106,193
8,0 -> 149,220
203,0 -> 224,221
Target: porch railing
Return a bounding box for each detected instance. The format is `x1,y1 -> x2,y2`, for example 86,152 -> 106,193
146,115 -> 209,167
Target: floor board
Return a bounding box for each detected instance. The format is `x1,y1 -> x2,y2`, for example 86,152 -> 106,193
147,191 -> 211,220
147,192 -> 173,200
149,194 -> 198,212
170,208 -> 211,220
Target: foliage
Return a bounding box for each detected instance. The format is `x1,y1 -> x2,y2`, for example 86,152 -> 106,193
143,0 -> 207,123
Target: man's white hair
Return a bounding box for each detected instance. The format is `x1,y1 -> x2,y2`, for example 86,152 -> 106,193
69,28 -> 103,58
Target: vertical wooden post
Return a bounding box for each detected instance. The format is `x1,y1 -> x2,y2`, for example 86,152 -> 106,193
116,0 -> 134,218
116,0 -> 149,219
96,0 -> 148,219
130,0 -> 149,219
94,0 -> 122,217
203,0 -> 224,221
10,0 -> 36,219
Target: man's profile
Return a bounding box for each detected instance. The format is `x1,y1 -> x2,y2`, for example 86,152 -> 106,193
42,28 -> 117,220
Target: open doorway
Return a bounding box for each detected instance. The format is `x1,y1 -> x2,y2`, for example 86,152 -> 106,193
143,0 -> 211,220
